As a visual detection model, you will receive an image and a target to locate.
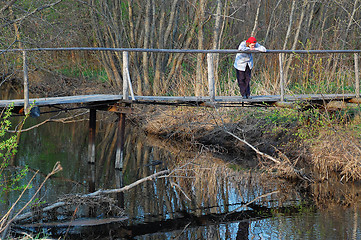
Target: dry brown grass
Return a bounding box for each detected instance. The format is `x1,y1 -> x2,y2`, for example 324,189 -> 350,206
311,127 -> 361,182
138,106 -> 231,140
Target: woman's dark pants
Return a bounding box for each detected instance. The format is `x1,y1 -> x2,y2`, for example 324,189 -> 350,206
236,65 -> 251,98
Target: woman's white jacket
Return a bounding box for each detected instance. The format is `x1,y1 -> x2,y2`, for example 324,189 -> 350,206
234,41 -> 267,71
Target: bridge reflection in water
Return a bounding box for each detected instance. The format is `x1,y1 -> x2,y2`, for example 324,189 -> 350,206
61,119 -> 301,239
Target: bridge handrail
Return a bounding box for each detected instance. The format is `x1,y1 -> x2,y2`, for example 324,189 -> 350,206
2,47 -> 361,54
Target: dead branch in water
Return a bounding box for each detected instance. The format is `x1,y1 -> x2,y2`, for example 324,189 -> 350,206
12,169 -> 170,223
86,169 -> 170,196
226,190 -> 280,216
224,129 -> 313,183
225,130 -> 281,164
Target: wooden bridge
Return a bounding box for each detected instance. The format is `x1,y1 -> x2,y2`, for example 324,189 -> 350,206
1,93 -> 361,111
1,47 -> 361,112
1,47 -> 361,168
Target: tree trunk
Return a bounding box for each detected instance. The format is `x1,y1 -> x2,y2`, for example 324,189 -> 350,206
251,0 -> 262,37
282,0 -> 296,50
153,2 -> 166,95
165,3 -> 200,92
343,0 -> 359,49
142,0 -> 151,95
264,0 -> 283,44
89,0 -> 123,88
195,0 -> 205,96
212,0 -> 223,92
284,0 -> 308,83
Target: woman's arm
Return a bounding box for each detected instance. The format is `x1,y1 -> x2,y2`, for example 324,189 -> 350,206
254,43 -> 267,52
238,41 -> 249,51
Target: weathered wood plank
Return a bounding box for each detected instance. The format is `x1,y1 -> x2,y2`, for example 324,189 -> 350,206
0,93 -> 358,110
0,94 -> 123,107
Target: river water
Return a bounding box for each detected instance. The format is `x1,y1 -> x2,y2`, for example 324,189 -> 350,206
1,96 -> 361,239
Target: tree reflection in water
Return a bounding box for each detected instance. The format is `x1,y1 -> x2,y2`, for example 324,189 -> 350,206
4,111 -> 361,239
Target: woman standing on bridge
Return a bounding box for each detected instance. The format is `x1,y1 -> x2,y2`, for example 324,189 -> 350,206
234,37 -> 266,99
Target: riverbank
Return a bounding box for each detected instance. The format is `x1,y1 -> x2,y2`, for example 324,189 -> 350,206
129,104 -> 361,184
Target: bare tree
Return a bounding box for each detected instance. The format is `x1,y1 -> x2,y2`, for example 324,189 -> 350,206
282,0 -> 296,50
195,0 -> 206,96
212,0 -> 223,87
88,0 -> 123,88
251,0 -> 262,36
284,0 -> 308,82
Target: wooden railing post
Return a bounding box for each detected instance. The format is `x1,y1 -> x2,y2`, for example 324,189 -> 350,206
279,53 -> 285,102
355,53 -> 359,97
23,51 -> 30,114
122,51 -> 129,100
207,53 -> 215,101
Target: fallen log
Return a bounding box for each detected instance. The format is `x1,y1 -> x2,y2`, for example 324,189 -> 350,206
224,130 -> 313,182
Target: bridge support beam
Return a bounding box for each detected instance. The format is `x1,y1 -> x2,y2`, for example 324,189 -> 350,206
88,108 -> 96,163
115,169 -> 124,208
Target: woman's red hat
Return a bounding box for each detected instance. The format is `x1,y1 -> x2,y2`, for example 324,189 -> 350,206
246,37 -> 257,43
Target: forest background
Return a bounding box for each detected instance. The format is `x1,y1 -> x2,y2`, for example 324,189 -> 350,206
0,0 -> 360,98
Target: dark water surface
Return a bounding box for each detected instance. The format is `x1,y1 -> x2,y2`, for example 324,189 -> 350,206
1,104 -> 361,239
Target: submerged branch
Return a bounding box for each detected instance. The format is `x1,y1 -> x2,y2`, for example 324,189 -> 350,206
13,169 -> 170,223
226,190 -> 280,215
86,170 -> 170,196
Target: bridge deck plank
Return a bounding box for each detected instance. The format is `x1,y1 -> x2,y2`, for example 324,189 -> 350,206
0,93 -> 358,108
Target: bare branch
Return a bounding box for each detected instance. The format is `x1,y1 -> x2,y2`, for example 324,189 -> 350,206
7,111 -> 88,133
1,0 -> 63,28
0,0 -> 17,14
1,162 -> 62,233
225,129 -> 281,164
226,190 -> 279,215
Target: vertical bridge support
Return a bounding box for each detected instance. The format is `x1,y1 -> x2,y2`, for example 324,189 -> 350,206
123,51 -> 130,100
114,51 -> 131,169
279,53 -> 285,102
88,108 -> 96,163
115,112 -> 126,169
207,53 -> 215,102
355,53 -> 359,98
23,51 -> 30,114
